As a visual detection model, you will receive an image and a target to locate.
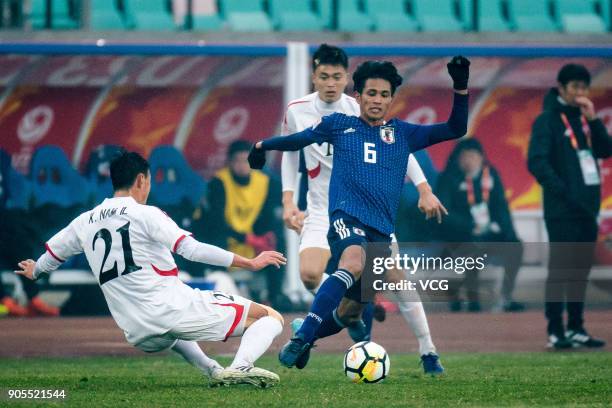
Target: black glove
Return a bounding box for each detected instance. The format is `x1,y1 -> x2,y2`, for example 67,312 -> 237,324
447,55 -> 470,90
248,145 -> 266,169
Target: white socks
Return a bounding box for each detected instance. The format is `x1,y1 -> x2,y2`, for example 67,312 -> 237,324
309,273 -> 329,295
397,301 -> 436,356
171,340 -> 222,377
230,316 -> 283,369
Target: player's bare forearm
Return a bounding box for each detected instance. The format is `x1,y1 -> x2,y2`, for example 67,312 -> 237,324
231,251 -> 287,271
282,191 -> 304,232
282,190 -> 295,206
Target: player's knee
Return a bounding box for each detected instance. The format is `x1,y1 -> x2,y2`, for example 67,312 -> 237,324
300,267 -> 322,291
339,258 -> 364,279
259,304 -> 285,326
268,307 -> 285,327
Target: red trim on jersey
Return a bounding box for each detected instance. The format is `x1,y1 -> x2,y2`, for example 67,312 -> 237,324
45,243 -> 65,263
172,234 -> 188,253
308,162 -> 321,179
213,303 -> 245,341
286,99 -> 309,109
151,264 -> 178,277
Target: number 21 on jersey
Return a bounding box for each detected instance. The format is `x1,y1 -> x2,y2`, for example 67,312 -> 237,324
364,142 -> 377,164
92,221 -> 142,285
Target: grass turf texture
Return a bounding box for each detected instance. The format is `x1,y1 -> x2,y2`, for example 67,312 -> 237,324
0,353 -> 610,407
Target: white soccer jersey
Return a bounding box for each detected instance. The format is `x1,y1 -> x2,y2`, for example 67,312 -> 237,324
281,92 -> 359,217
45,196 -> 198,345
281,92 -> 426,219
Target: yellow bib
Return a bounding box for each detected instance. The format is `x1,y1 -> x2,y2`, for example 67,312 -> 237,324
216,168 -> 269,258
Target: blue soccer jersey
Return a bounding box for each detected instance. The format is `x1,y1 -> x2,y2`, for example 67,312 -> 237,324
262,93 -> 468,235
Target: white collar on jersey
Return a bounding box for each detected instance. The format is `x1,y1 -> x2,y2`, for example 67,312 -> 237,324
314,92 -> 345,116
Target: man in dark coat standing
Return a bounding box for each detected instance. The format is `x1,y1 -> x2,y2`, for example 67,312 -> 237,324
528,63 -> 612,349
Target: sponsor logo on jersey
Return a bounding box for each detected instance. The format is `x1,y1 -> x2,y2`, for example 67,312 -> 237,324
343,127 -> 356,133
380,126 -> 395,144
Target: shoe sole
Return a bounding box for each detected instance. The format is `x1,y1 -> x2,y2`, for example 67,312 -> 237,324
546,342 -> 573,349
210,370 -> 279,389
568,341 -> 606,348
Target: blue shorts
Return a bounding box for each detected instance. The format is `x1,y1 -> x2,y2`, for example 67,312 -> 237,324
325,211 -> 392,302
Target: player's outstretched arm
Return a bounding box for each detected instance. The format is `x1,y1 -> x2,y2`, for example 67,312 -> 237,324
16,222 -> 83,280
232,251 -> 287,271
15,252 -> 64,281
248,130 -> 320,170
406,56 -> 470,152
175,236 -> 286,271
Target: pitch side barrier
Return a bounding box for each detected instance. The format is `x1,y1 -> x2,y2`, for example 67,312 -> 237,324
1,42 -> 612,57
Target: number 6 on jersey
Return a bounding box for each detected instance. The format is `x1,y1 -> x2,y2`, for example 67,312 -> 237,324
364,142 -> 377,164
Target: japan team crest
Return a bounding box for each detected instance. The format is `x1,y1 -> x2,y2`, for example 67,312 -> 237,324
380,126 -> 395,144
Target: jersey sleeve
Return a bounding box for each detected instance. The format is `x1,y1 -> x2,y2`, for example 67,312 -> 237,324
282,106 -> 298,136
146,207 -> 193,252
406,154 -> 427,185
309,113 -> 335,144
403,93 -> 468,152
45,220 -> 84,262
281,107 -> 300,192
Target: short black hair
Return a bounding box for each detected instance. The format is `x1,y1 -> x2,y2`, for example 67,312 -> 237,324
353,61 -> 403,95
312,44 -> 348,72
228,140 -> 252,159
110,150 -> 150,191
557,63 -> 591,87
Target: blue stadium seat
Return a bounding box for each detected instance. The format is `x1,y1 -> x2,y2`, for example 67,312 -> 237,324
555,0 -> 606,33
123,0 -> 176,30
30,0 -> 78,29
149,145 -> 206,208
412,0 -> 464,31
337,0 -> 374,32
90,0 -> 128,30
0,148 -> 31,210
364,0 -> 419,32
508,0 -> 559,32
219,0 -> 273,31
190,0 -> 224,31
475,0 -> 512,31
316,0 -> 334,29
269,0 -> 324,31
7,167 -> 32,210
30,145 -> 90,208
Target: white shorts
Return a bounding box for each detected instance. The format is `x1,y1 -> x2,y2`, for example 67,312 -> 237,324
135,290 -> 252,353
299,212 -> 330,253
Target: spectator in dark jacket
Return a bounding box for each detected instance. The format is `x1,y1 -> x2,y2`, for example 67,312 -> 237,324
436,138 -> 524,312
528,63 -> 611,349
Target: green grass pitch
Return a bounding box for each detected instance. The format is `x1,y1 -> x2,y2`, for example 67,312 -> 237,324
0,353 -> 610,407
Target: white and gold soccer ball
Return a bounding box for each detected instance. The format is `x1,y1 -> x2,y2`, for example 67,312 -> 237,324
343,341 -> 390,383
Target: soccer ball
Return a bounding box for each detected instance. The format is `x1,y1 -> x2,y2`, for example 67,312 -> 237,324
343,341 -> 390,383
